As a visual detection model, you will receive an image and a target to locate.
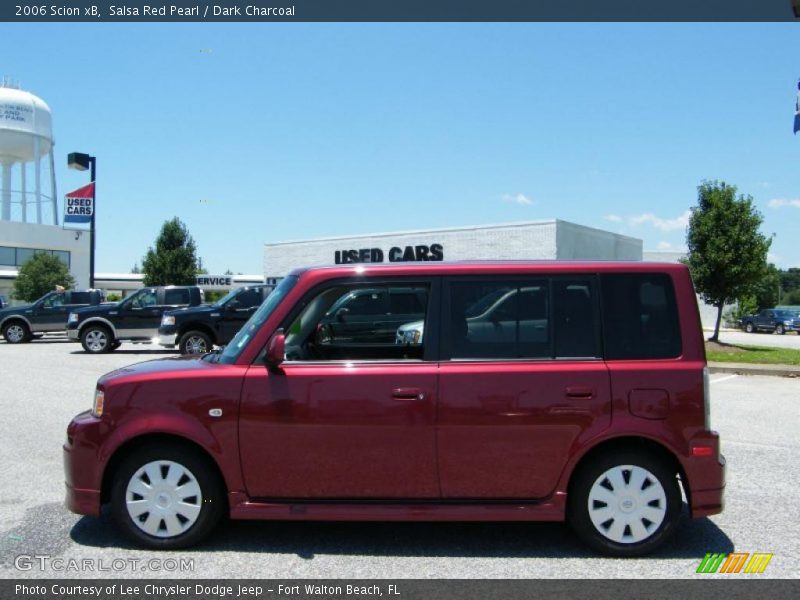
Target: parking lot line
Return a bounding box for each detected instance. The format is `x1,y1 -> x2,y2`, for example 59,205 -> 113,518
710,374 -> 738,384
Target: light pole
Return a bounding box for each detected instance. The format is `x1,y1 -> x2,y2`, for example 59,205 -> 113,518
67,152 -> 97,288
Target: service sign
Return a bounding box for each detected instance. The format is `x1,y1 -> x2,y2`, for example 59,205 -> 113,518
64,182 -> 95,225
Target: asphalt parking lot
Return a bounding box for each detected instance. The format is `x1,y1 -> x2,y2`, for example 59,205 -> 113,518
714,329 -> 800,350
0,337 -> 797,579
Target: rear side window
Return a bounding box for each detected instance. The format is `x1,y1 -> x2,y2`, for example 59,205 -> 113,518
444,277 -> 600,360
164,288 -> 191,306
236,288 -> 263,308
601,274 -> 681,360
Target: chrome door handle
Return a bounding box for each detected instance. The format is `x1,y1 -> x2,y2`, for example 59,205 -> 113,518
392,388 -> 427,401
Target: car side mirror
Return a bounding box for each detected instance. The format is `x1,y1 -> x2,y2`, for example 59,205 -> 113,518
335,307 -> 349,322
226,300 -> 240,311
265,330 -> 285,369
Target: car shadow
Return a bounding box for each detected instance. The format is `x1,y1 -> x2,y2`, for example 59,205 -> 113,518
70,507 -> 733,560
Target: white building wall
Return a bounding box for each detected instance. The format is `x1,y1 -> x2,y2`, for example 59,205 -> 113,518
556,220 -> 642,260
264,220 -> 643,280
0,221 -> 90,300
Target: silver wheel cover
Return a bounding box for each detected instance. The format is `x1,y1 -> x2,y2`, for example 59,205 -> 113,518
6,324 -> 24,342
587,464 -> 667,544
185,335 -> 208,354
84,329 -> 108,351
125,460 -> 203,538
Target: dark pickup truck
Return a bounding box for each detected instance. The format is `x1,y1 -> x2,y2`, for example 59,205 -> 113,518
66,285 -> 204,353
740,308 -> 800,334
158,284 -> 273,354
0,289 -> 106,344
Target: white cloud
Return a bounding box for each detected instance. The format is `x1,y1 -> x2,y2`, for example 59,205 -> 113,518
502,193 -> 533,206
604,214 -> 623,223
768,198 -> 800,208
626,210 -> 691,232
657,241 -> 674,251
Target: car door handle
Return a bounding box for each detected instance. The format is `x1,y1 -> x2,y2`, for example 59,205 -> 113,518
392,388 -> 427,401
565,386 -> 594,399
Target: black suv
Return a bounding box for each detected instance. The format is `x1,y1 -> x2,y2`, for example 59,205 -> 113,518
67,286 -> 204,353
158,284 -> 273,354
0,289 -> 106,344
740,308 -> 799,334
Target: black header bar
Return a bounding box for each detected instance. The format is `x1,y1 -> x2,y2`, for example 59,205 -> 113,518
2,1 -> 799,22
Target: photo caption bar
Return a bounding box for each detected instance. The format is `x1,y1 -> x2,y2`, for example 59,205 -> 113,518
1,0 -> 798,22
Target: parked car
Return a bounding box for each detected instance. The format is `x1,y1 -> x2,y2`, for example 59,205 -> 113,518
315,286 -> 427,345
64,262 -> 724,556
740,308 -> 799,334
158,284 -> 274,354
0,289 -> 106,344
66,286 -> 204,353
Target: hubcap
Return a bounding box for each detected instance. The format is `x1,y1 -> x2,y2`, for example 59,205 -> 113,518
587,465 -> 667,544
85,330 -> 107,351
125,460 -> 203,538
185,336 -> 208,354
6,325 -> 24,343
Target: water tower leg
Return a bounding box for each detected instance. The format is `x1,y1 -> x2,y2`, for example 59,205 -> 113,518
49,149 -> 58,226
34,136 -> 42,224
1,162 -> 11,221
21,162 -> 27,222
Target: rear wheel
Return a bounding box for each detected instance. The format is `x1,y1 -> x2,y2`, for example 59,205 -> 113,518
2,321 -> 30,344
179,330 -> 213,355
568,450 -> 681,556
110,443 -> 225,549
81,325 -> 114,353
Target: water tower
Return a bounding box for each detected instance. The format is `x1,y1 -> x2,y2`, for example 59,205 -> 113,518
0,79 -> 58,225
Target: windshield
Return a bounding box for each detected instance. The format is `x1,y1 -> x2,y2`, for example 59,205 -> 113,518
213,289 -> 239,308
218,276 -> 299,364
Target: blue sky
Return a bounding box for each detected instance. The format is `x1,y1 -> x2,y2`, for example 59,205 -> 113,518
2,23 -> 799,273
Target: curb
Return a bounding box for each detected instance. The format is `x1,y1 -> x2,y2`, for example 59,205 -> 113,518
707,362 -> 800,378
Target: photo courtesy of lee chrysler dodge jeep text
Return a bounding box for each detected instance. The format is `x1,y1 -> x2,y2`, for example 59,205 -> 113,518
64,262 -> 724,556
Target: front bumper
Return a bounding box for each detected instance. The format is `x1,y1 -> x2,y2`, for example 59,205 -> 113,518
63,410 -> 104,517
66,328 -> 80,340
158,333 -> 177,347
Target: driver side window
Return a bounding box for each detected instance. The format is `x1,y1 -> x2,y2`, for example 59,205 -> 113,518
42,294 -> 65,309
130,289 -> 157,309
284,283 -> 429,362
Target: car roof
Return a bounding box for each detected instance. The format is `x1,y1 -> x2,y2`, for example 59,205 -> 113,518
287,260 -> 690,279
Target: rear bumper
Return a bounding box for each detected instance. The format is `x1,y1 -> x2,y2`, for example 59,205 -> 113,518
684,432 -> 726,518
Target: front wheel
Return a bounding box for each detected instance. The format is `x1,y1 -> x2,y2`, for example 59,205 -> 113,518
776,324 -> 785,335
745,322 -> 754,333
110,443 -> 225,549
2,321 -> 30,344
179,330 -> 213,355
80,325 -> 114,353
568,451 -> 681,556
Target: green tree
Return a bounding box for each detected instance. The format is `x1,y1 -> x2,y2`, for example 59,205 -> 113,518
685,181 -> 772,341
141,217 -> 201,286
12,253 -> 76,302
752,263 -> 781,309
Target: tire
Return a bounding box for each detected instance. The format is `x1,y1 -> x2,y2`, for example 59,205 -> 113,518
178,330 -> 213,355
110,442 -> 225,549
745,322 -> 754,333
776,324 -> 785,335
568,450 -> 681,557
2,321 -> 31,344
80,325 -> 114,353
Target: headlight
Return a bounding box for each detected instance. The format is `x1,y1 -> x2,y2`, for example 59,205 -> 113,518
784,321 -> 792,325
92,389 -> 104,418
68,312 -> 78,323
161,314 -> 175,326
